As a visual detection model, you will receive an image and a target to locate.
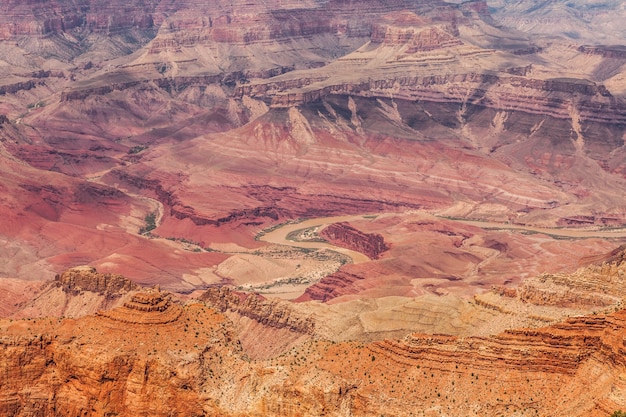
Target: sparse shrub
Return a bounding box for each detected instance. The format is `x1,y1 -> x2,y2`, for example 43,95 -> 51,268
128,145 -> 147,154
139,212 -> 157,235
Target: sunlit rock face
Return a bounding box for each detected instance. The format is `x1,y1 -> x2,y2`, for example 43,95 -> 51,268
2,1 -> 626,413
4,260 -> 626,416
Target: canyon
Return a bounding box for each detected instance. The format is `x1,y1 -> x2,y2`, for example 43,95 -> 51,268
3,257 -> 626,416
2,0 -> 626,415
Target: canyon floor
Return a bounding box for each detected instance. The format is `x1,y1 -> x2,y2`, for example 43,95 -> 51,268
2,0 -> 626,415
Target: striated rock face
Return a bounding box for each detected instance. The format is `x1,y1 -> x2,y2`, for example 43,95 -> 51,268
517,247 -> 626,308
579,45 -> 626,59
11,267 -> 140,319
3,295 -> 626,416
98,288 -> 182,324
0,0 -> 159,39
200,286 -> 314,334
200,287 -> 316,359
296,270 -> 365,302
320,222 -> 388,260
55,265 -> 138,297
370,12 -> 462,52
0,302 -> 239,416
359,313 -> 626,415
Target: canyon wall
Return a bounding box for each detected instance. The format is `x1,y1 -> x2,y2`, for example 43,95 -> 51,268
2,293 -> 626,416
200,286 -> 315,334
0,0 -> 159,39
320,222 -> 389,259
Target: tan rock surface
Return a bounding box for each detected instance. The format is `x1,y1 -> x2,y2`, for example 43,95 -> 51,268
2,282 -> 626,416
1,2 -> 626,413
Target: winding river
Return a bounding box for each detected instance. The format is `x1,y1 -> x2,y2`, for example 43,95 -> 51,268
259,215 -> 374,264
259,211 -> 626,264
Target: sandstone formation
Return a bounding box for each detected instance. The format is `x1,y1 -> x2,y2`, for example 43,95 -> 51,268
298,269 -> 367,302
200,286 -> 314,334
55,265 -> 138,296
11,266 -> 139,319
99,288 -> 182,324
472,244 -> 626,314
320,222 -> 388,259
2,288 -> 626,416
200,286 -> 316,359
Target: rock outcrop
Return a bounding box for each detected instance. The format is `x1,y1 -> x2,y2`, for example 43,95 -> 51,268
296,270 -> 366,302
0,301 -> 239,416
11,267 -> 140,319
200,286 -> 314,334
0,0 -> 159,39
517,250 -> 626,308
469,245 -> 626,330
55,266 -> 138,297
98,288 -> 182,324
3,295 -> 626,416
320,222 -> 388,259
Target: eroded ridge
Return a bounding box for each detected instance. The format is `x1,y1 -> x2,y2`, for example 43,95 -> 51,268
98,288 -> 182,324
320,222 -> 388,260
367,313 -> 626,377
200,286 -> 315,334
56,266 -> 138,297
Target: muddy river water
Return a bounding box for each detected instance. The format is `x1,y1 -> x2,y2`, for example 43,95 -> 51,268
260,211 -> 626,264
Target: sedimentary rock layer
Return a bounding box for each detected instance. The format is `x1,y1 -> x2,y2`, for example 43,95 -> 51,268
200,286 -> 315,334
2,294 -> 626,416
320,222 -> 388,260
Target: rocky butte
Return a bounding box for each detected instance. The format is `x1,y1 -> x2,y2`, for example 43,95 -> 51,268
2,0 -> 626,415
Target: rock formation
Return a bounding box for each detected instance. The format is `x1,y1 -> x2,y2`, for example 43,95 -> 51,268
55,266 -> 138,297
320,222 -> 388,259
515,245 -> 626,309
200,286 -> 314,334
2,290 -> 626,416
1,0 -> 626,413
99,288 -> 182,324
11,266 -> 139,319
200,286 -> 316,359
297,270 -> 366,302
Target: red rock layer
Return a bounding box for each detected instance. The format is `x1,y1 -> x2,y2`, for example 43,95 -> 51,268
296,270 -> 365,302
0,0 -> 160,39
54,265 -> 138,297
2,298 -> 626,416
200,286 -> 314,334
320,222 -> 389,260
